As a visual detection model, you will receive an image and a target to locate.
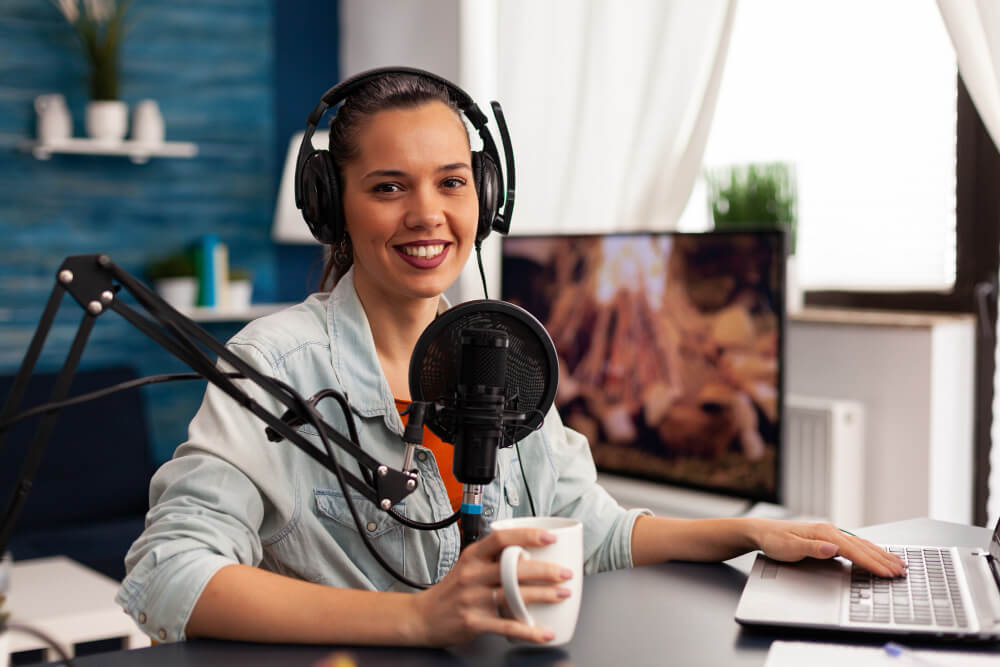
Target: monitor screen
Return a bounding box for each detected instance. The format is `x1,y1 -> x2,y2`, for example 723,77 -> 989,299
501,230 -> 784,503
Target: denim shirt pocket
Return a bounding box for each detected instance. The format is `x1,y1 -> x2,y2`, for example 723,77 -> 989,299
486,450 -> 520,522
313,488 -> 405,590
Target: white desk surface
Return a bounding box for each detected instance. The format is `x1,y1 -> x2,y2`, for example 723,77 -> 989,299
6,556 -> 148,655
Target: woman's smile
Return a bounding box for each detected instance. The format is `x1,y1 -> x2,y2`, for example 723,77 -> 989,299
395,240 -> 452,268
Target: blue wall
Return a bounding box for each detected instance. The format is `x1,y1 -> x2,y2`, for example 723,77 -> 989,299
273,0 -> 339,303
0,0 -> 335,463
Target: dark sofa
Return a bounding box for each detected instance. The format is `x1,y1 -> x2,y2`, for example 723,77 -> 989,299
0,366 -> 156,581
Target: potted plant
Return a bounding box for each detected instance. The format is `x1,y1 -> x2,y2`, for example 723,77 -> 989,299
227,268 -> 254,311
147,251 -> 197,310
706,162 -> 801,312
52,0 -> 132,142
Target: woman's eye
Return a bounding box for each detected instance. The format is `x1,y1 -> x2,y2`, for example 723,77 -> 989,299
441,177 -> 466,189
372,182 -> 402,194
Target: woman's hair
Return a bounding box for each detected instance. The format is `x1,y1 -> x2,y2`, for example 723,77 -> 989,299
319,73 -> 468,290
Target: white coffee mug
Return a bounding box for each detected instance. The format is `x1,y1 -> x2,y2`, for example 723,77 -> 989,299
491,516 -> 583,646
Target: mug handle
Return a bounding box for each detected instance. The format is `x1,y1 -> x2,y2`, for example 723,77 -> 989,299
499,545 -> 534,627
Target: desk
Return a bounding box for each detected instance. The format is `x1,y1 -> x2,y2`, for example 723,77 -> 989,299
37,519 -> 1000,666
6,556 -> 149,662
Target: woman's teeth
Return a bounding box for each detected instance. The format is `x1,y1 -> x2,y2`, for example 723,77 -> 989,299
401,244 -> 445,259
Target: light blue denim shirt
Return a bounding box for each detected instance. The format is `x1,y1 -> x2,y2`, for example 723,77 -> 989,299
116,268 -> 649,642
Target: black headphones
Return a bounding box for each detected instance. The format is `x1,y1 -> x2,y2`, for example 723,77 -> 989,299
294,66 -> 516,247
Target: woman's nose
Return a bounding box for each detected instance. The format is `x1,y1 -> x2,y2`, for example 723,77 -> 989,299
404,184 -> 446,229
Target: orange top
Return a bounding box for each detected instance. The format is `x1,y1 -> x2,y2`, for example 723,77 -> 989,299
395,399 -> 463,511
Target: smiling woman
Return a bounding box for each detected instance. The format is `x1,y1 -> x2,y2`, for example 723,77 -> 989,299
114,68 -> 907,650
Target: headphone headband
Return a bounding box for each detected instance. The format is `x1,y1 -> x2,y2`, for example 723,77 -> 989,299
309,67 -> 489,129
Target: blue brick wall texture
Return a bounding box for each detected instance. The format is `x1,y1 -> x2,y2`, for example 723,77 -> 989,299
0,0 -> 283,463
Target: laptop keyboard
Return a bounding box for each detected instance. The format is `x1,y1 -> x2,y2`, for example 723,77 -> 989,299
849,546 -> 968,628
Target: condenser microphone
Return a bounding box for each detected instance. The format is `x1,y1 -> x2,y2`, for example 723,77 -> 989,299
409,300 -> 559,549
454,327 -> 508,483
454,327 -> 509,543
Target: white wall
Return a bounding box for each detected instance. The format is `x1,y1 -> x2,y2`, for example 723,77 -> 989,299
786,311 -> 975,526
340,0 -> 462,80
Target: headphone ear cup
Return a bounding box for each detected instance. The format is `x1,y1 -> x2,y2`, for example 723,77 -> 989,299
471,151 -> 501,245
299,150 -> 344,244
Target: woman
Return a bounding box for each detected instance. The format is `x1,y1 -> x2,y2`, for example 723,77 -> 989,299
116,71 -> 904,647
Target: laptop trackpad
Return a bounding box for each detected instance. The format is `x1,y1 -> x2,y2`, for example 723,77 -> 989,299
737,556 -> 847,626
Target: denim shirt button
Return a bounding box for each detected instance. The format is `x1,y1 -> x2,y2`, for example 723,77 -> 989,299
366,521 -> 378,532
138,612 -> 146,624
484,507 -> 493,517
158,629 -> 167,640
416,451 -> 428,462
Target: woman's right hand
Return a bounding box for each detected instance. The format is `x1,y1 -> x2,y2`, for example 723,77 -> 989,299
408,526 -> 574,647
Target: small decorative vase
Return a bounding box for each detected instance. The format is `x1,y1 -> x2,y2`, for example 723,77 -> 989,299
85,100 -> 128,143
227,279 -> 253,310
34,94 -> 72,145
131,99 -> 165,144
154,277 -> 198,310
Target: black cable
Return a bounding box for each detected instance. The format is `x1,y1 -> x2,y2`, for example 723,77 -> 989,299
317,395 -> 461,530
0,372 -> 221,433
475,242 -> 489,299
514,441 -> 537,517
2,621 -> 75,666
308,390 -> 373,489
303,400 -> 435,590
388,507 -> 460,530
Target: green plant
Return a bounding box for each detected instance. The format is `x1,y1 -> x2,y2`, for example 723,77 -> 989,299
147,251 -> 196,281
52,0 -> 132,100
707,162 -> 797,254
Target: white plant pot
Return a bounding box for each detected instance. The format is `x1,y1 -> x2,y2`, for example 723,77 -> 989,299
155,277 -> 198,310
85,100 -> 128,143
786,254 -> 803,315
228,280 -> 253,310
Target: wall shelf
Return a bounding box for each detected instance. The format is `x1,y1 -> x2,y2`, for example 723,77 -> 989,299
21,138 -> 198,164
179,303 -> 297,323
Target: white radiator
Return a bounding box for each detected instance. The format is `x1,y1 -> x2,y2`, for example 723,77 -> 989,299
783,394 -> 866,529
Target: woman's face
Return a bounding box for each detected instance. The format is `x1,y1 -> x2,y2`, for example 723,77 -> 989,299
340,100 -> 478,305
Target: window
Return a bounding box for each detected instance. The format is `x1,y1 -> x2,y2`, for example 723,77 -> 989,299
680,0 -> 957,292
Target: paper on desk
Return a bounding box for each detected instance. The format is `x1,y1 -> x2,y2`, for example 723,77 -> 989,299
765,640 -> 999,666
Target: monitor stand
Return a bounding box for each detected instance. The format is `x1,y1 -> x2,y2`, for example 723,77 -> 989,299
597,473 -> 754,519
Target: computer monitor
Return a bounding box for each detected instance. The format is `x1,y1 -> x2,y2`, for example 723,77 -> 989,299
501,230 -> 784,503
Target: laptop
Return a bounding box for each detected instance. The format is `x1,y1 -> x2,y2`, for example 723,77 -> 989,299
735,517 -> 1000,639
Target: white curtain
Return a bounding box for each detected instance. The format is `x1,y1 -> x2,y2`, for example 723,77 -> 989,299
494,0 -> 737,235
937,0 -> 1000,527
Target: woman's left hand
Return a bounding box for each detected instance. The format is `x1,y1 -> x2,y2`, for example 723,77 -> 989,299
749,519 -> 906,577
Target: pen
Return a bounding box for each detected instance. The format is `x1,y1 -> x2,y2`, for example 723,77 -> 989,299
883,641 -> 947,666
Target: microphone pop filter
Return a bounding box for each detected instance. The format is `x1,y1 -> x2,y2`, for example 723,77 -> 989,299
409,300 -> 558,445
